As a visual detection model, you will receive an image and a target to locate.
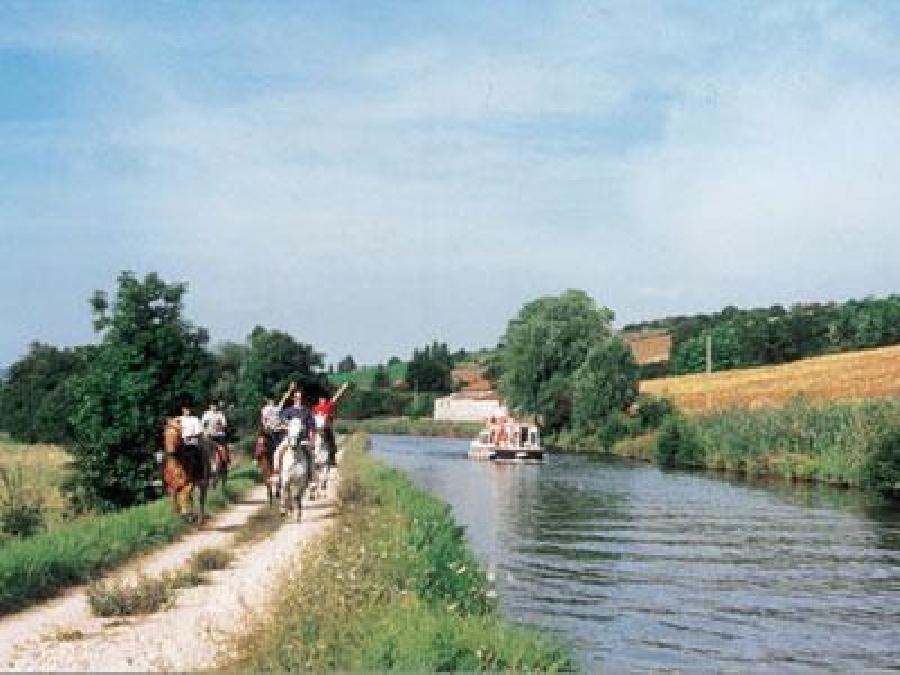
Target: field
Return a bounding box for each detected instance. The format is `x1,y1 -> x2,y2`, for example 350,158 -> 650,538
328,361 -> 407,388
0,435 -> 72,530
640,344 -> 900,413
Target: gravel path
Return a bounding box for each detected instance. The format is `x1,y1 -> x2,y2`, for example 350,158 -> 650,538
0,472 -> 338,672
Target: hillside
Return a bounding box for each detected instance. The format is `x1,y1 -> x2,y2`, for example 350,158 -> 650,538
640,344 -> 900,413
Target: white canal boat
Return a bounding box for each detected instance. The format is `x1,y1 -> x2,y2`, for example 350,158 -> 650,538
468,417 -> 545,463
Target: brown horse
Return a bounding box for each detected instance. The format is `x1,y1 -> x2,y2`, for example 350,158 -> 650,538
162,418 -> 212,522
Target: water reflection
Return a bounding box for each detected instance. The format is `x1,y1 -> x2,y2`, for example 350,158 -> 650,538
372,434 -> 900,671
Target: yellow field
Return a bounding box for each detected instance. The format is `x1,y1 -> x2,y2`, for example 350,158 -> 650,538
0,437 -> 72,528
640,344 -> 900,414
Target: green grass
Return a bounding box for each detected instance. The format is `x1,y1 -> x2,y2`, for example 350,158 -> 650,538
334,416 -> 482,439
227,433 -> 574,673
610,397 -> 900,492
328,362 -> 407,388
0,464 -> 258,616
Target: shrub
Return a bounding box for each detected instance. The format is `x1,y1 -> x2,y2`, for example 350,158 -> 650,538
862,424 -> 900,494
655,413 -> 704,468
189,547 -> 234,573
635,394 -> 675,431
0,467 -> 45,538
87,575 -> 172,617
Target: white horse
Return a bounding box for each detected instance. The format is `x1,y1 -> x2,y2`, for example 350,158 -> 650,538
273,418 -> 311,520
308,414 -> 331,500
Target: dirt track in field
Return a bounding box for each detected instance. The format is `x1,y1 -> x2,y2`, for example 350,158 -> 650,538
0,476 -> 338,672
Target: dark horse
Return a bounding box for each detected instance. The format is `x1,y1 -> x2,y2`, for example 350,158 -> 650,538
163,419 -> 214,522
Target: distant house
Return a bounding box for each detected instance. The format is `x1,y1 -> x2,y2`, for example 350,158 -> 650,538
621,329 -> 672,366
433,390 -> 508,422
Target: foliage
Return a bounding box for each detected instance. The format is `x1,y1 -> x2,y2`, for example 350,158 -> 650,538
404,393 -> 434,419
338,389 -> 421,420
500,289 -> 614,431
329,361 -> 407,389
655,413 -> 704,468
634,394 -> 675,431
405,342 -> 453,393
0,466 -> 256,616
861,424 -> 900,494
0,467 -> 44,537
229,434 -> 573,672
334,417 -> 482,438
188,546 -> 234,572
627,293 -> 900,376
0,342 -> 89,444
337,355 -> 357,373
572,337 -> 639,434
67,272 -> 217,511
370,364 -> 390,390
210,341 -> 248,405
235,325 -> 326,429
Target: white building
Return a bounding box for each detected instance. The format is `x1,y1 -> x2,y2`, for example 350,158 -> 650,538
433,391 -> 508,422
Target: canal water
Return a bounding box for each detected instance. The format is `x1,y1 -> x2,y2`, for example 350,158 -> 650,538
371,434 -> 900,671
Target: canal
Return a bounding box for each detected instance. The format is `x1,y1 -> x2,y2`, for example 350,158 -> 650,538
371,434 -> 900,671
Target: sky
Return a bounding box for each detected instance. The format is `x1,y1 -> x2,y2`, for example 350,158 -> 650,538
2,1 -> 900,367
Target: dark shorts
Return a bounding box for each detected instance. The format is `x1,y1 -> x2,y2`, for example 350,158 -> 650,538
324,427 -> 337,466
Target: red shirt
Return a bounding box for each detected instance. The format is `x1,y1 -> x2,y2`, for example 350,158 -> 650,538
312,399 -> 336,426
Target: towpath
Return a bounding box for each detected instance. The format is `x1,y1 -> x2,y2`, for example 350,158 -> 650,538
0,474 -> 338,671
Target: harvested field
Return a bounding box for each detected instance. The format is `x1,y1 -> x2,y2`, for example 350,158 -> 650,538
640,344 -> 900,413
0,437 -> 72,530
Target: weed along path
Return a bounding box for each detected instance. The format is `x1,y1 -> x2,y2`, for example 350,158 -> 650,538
0,478 -> 339,672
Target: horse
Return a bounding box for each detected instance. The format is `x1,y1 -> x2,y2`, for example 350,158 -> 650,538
274,419 -> 311,521
206,433 -> 230,490
308,424 -> 331,501
162,418 -> 213,523
254,432 -> 276,506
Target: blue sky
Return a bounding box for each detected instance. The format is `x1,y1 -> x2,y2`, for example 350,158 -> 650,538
3,1 -> 900,366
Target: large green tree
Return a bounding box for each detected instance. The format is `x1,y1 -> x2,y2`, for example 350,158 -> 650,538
405,342 -> 453,393
572,337 -> 639,433
234,326 -> 326,429
68,272 -> 215,511
500,290 -> 614,430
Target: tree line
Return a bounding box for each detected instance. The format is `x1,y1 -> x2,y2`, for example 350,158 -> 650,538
625,295 -> 900,376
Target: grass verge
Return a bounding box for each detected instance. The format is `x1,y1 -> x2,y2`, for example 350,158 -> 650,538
0,464 -> 258,617
226,433 -> 574,672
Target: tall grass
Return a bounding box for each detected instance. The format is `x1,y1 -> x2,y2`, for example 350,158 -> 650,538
228,433 -> 574,672
0,439 -> 71,533
612,397 -> 900,492
0,465 -> 258,616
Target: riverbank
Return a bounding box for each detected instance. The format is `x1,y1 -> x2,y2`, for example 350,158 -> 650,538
610,397 -> 900,493
334,416 -> 482,439
227,433 -> 574,672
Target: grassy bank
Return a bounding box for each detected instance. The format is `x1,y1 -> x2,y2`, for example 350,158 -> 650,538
0,464 -> 258,616
0,437 -> 72,535
611,397 -> 900,492
334,416 -> 482,439
228,433 -> 574,672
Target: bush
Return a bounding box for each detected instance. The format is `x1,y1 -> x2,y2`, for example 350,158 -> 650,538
0,467 -> 45,538
862,425 -> 900,494
655,414 -> 704,468
635,394 -> 675,431
404,394 -> 435,419
87,574 -> 173,617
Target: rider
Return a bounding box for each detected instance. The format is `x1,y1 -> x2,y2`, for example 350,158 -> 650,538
273,383 -> 315,475
312,382 -> 349,468
202,400 -> 229,467
180,404 -> 202,447
260,396 -> 282,465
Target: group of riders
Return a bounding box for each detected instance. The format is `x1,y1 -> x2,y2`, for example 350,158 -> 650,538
165,381 -> 347,521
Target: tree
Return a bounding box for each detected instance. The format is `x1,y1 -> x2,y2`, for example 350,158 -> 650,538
68,272 -> 216,511
235,326 -> 326,428
337,355 -> 357,373
500,290 -> 614,431
405,342 -> 453,393
572,338 -> 639,433
210,341 -> 248,406
0,342 -> 89,444
371,364 -> 390,389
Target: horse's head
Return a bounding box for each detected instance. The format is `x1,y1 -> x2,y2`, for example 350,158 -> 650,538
163,418 -> 182,452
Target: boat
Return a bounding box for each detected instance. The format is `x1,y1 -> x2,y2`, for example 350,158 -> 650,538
468,416 -> 545,462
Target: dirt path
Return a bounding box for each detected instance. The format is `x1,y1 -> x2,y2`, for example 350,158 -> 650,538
0,474 -> 338,672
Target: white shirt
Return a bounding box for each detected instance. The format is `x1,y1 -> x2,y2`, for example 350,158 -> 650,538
202,409 -> 227,435
261,404 -> 280,431
180,414 -> 202,441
